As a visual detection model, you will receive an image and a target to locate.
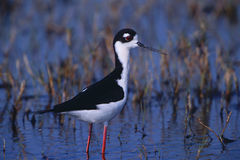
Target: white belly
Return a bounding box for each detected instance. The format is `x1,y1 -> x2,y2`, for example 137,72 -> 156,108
65,98 -> 126,124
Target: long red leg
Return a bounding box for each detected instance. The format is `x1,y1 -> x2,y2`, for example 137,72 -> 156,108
102,153 -> 106,160
86,123 -> 92,153
102,125 -> 108,154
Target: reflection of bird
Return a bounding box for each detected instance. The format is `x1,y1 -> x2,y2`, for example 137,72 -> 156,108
37,28 -> 165,154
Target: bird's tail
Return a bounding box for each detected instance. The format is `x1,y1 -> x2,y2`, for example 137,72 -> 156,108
34,108 -> 54,114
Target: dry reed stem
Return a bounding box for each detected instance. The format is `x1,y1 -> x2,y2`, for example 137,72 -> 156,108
187,92 -> 192,112
66,29 -> 72,47
24,54 -> 48,90
15,80 -> 26,108
198,118 -> 224,145
23,54 -> 34,78
47,65 -> 55,97
7,72 -> 14,88
220,111 -> 232,137
2,137 -> 5,152
26,56 -> 57,99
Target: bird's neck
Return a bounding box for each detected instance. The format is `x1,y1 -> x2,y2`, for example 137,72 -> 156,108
114,42 -> 130,93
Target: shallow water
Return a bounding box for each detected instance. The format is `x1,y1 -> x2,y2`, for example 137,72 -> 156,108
0,94 -> 240,159
0,0 -> 240,159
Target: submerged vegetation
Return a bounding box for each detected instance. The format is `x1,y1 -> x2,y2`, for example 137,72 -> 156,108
0,0 -> 239,159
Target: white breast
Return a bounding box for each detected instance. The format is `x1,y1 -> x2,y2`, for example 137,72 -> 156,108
114,41 -> 130,93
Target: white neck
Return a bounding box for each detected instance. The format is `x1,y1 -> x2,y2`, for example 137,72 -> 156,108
114,41 -> 130,93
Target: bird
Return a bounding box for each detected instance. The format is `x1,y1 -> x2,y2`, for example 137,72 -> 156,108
36,28 -> 166,154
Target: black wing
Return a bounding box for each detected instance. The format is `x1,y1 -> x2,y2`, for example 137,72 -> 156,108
53,71 -> 124,113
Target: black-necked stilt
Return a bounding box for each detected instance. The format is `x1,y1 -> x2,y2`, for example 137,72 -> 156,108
36,28 -> 166,154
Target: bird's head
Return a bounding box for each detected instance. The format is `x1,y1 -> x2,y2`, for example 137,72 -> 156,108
113,28 -> 138,50
113,28 -> 167,54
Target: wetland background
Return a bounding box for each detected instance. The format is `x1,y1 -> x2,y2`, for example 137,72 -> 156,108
0,0 -> 240,159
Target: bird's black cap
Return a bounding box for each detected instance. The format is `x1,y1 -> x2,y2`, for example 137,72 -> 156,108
113,28 -> 137,45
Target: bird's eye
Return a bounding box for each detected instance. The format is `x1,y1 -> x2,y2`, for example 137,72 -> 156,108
125,35 -> 132,41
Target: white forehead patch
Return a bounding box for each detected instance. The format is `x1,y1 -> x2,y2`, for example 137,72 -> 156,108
123,33 -> 130,38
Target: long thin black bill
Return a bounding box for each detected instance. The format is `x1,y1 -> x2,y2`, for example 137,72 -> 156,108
137,42 -> 167,55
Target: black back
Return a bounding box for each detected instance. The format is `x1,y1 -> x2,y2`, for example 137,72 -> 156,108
53,67 -> 124,113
